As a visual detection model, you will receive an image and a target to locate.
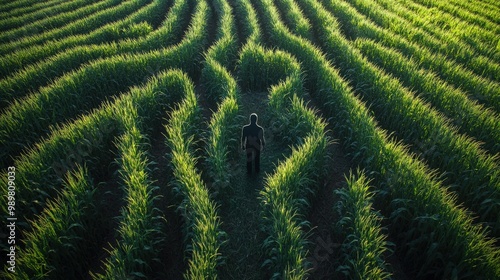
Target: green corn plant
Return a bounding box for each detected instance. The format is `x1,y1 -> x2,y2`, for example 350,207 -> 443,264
342,0 -> 499,81
0,0 -> 151,57
201,0 -> 241,199
0,0 -> 188,108
408,0 -> 499,53
233,0 -> 262,46
0,0 -> 119,43
0,0 -> 67,19
0,0 -> 98,34
0,69 -> 188,243
93,101 -> 164,279
355,38 -> 500,155
368,0 -> 500,44
274,0 -> 313,40
8,165 -> 103,279
335,171 -> 392,280
260,132 -> 328,279
0,0 -> 176,78
319,0 -> 500,113
238,43 -> 302,92
253,0 -> 500,277
299,0 -> 500,237
205,96 -> 240,196
443,0 -> 500,28
238,41 -> 329,278
165,70 -> 225,280
0,0 -> 210,168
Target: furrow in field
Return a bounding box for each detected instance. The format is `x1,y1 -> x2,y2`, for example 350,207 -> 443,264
254,0 -> 500,277
0,0 -> 148,57
342,0 -> 500,82
0,0 -> 96,33
0,0 -> 210,169
0,0 -> 187,110
0,0 -> 110,44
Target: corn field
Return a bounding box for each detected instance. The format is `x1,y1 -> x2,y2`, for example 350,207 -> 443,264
1,0 -> 499,279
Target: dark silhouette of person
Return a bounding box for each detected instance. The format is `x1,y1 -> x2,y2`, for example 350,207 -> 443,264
241,113 -> 265,174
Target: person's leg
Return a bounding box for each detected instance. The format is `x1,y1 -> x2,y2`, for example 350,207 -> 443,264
255,148 -> 260,173
246,148 -> 253,174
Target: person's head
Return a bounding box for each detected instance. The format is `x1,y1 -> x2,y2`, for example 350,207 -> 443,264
250,113 -> 258,124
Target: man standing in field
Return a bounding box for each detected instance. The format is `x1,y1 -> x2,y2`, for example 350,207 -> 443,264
241,113 -> 265,175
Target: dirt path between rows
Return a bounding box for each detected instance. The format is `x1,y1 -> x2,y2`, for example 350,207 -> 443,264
217,91 -> 287,279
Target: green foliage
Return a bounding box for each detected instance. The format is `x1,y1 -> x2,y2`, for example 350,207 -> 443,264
1,0 -> 499,278
0,0 -> 115,44
336,171 -> 392,280
355,38 -> 500,155
303,0 -> 500,237
0,0 -> 189,108
233,0 -> 262,45
0,69 -> 188,236
320,0 -> 500,113
237,36 -> 329,278
93,102 -> 163,279
0,0 -> 144,56
11,166 -> 101,279
254,0 -> 500,277
238,43 -> 301,92
0,0 -> 209,167
165,70 -> 225,280
274,0 -> 313,40
342,0 -> 500,81
0,0 -> 98,35
0,0 -> 173,78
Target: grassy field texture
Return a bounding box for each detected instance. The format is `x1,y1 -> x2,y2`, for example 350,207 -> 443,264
1,0 -> 499,279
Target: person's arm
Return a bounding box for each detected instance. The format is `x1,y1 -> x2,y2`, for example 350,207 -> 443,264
259,127 -> 265,149
241,127 -> 246,150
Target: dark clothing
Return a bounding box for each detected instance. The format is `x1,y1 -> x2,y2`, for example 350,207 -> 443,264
246,147 -> 260,174
241,123 -> 265,174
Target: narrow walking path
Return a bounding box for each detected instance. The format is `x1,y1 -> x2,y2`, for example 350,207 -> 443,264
217,91 -> 289,279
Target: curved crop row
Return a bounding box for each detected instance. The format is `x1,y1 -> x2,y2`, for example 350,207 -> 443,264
201,0 -> 241,198
0,0 -> 137,56
0,68 -> 187,239
92,101 -> 164,279
2,69 -> 189,278
200,0 -> 238,101
320,0 -> 500,113
0,0 -> 210,168
0,0 -> 187,109
0,0 -> 160,77
0,0 -> 119,44
233,0 -> 261,46
300,0 -> 500,237
0,0 -> 97,34
409,0 -> 500,48
0,0 -> 60,16
343,0 -> 499,81
239,44 -> 329,278
335,172 -> 392,280
0,107 -> 121,229
7,166 -> 102,279
165,70 -> 225,279
365,0 -> 500,63
355,38 -> 500,156
444,0 -> 500,26
274,0 -> 313,40
253,0 -> 500,277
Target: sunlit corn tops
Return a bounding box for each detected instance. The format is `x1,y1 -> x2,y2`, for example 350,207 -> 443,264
1,0 -> 499,278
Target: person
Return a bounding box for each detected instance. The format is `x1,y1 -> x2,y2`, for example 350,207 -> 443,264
241,113 -> 265,174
